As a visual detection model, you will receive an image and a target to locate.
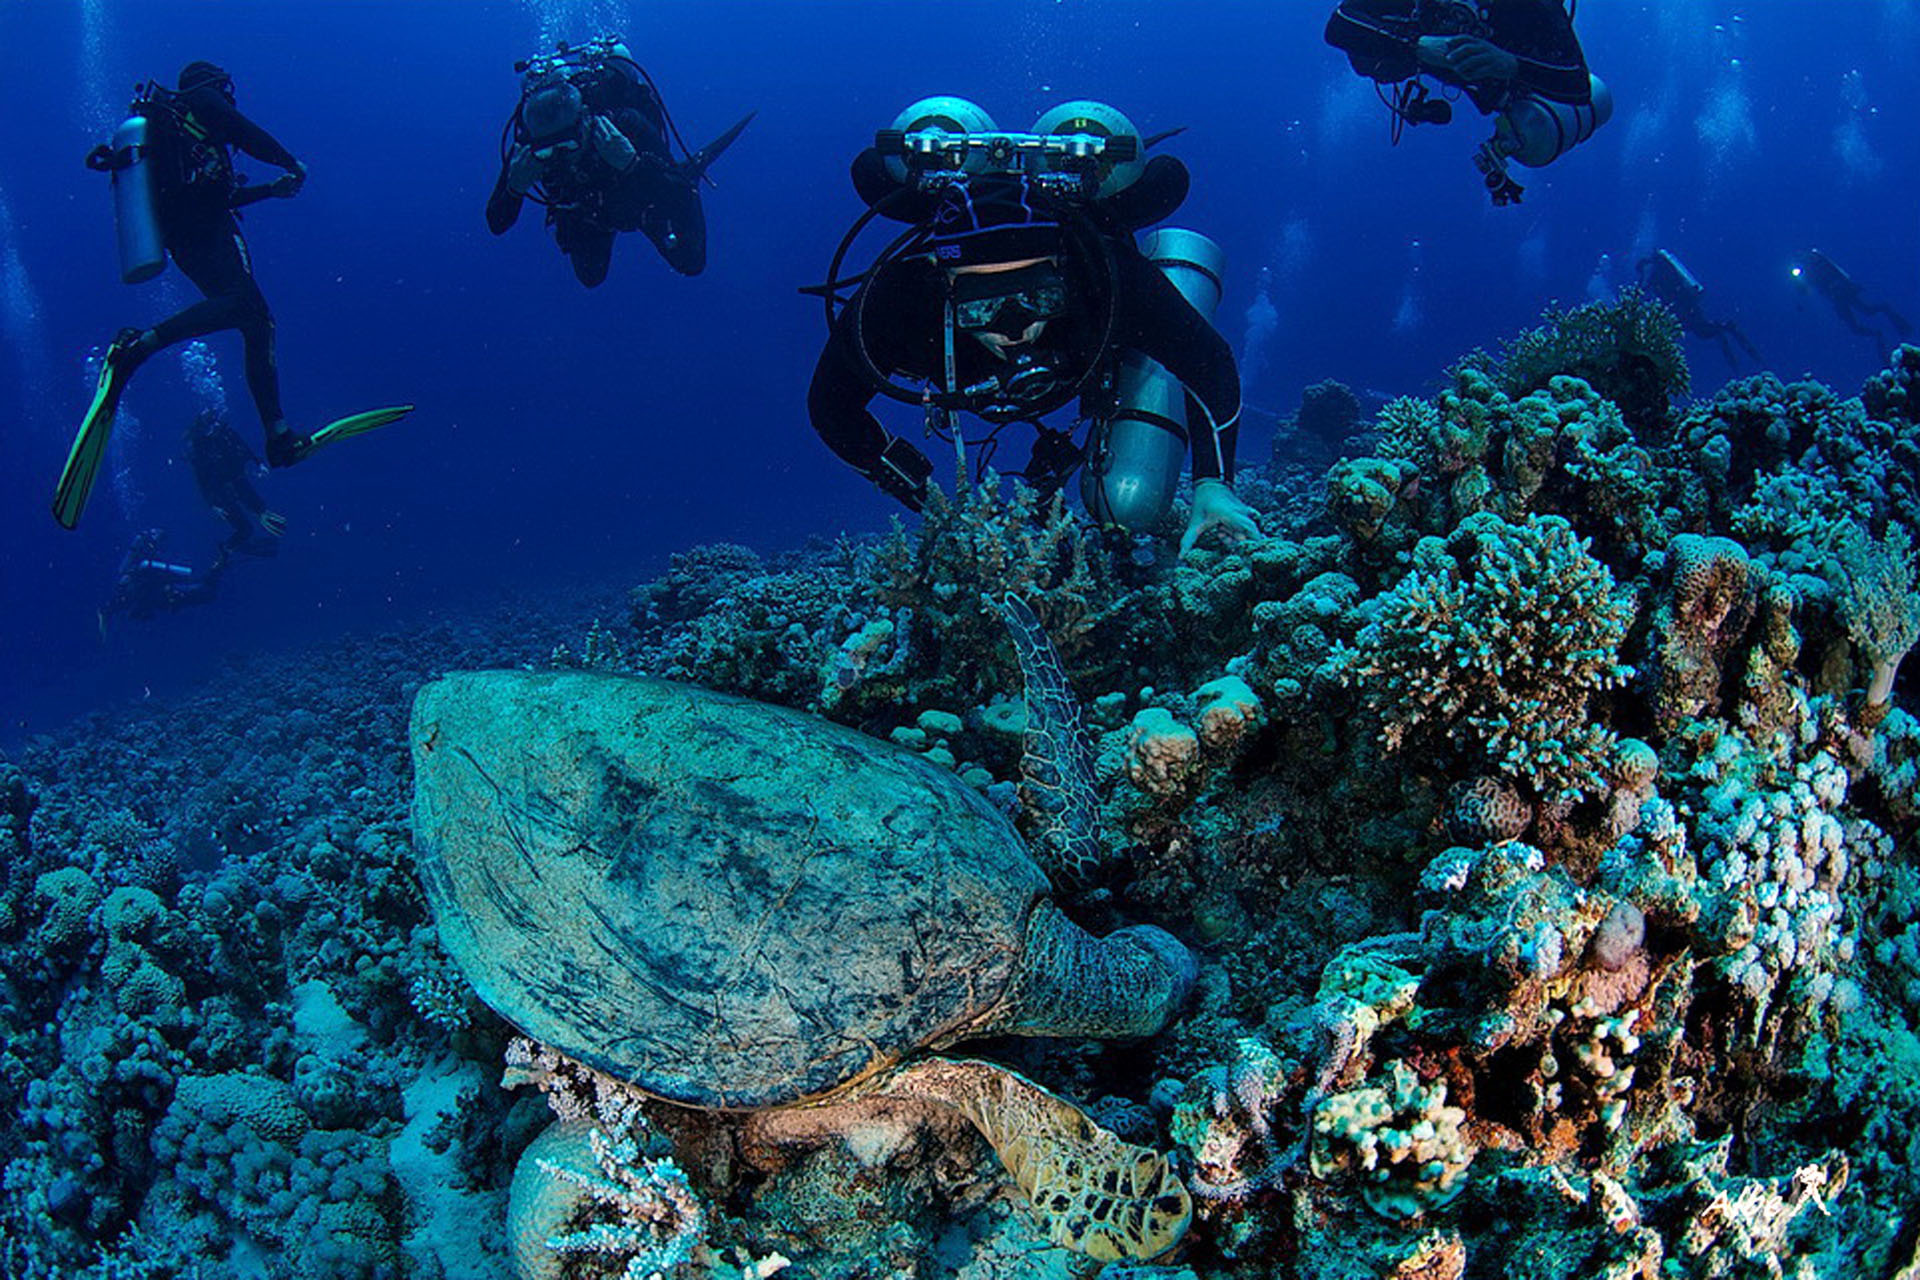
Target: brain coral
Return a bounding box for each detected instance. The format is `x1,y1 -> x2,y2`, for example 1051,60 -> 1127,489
1338,512 -> 1635,802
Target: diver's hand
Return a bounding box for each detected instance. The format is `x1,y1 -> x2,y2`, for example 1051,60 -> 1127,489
260,510 -> 288,538
1179,479 -> 1260,556
1427,35 -> 1518,84
270,161 -> 308,198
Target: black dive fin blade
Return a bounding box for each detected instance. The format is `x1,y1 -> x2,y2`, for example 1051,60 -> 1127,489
1142,126 -> 1187,149
681,111 -> 756,184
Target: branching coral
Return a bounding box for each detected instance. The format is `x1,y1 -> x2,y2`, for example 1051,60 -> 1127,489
503,1040 -> 708,1280
879,474 -> 1124,654
1337,513 -> 1635,802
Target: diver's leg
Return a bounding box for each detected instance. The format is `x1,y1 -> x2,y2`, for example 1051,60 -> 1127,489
168,225 -> 287,438
639,180 -> 707,276
555,215 -> 615,288
142,223 -> 253,353
1831,298 -> 1880,340
1713,330 -> 1739,370
1860,298 -> 1914,338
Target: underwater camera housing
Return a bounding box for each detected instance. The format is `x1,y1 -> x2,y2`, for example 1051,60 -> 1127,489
876,97 -> 1145,201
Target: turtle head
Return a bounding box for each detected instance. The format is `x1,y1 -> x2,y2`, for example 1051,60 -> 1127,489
1110,924 -> 1199,1030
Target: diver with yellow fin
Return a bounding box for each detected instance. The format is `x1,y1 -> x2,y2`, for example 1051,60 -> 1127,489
58,61 -> 411,530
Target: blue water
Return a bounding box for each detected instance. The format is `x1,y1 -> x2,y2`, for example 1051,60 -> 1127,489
1,0 -> 1914,739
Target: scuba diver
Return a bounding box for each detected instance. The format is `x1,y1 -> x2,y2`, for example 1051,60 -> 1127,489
808,98 -> 1258,555
61,61 -> 412,530
99,530 -> 227,631
185,409 -> 285,557
1324,0 -> 1611,204
1791,248 -> 1914,351
1638,250 -> 1762,371
486,35 -> 754,287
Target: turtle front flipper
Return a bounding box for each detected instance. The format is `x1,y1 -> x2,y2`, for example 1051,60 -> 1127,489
991,593 -> 1108,891
883,1058 -> 1192,1262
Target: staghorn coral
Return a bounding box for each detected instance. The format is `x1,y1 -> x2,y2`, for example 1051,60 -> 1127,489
1337,512 -> 1635,802
875,474 -> 1130,691
503,1040 -> 709,1280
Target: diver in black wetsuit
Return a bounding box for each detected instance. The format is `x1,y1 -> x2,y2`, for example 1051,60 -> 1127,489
1324,0 -> 1609,203
1791,248 -> 1914,351
185,409 -> 284,557
100,530 -> 227,630
87,62 -> 312,467
1638,250 -> 1761,371
809,134 -> 1258,553
486,36 -> 752,287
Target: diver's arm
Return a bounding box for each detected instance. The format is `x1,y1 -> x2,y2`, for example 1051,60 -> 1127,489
1324,0 -> 1422,83
230,182 -> 278,209
808,344 -> 933,511
486,149 -> 533,235
183,89 -> 300,171
589,115 -> 639,173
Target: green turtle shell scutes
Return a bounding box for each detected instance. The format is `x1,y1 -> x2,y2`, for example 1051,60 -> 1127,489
412,670 -> 1049,1110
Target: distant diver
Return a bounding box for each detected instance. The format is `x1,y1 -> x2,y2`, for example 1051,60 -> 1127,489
186,408 -> 285,558
99,529 -> 227,632
807,97 -> 1258,554
486,35 -> 754,286
1324,0 -> 1612,205
1638,250 -> 1762,371
60,61 -> 413,530
1790,248 -> 1914,352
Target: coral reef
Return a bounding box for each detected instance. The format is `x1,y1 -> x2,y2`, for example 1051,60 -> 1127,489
7,319 -> 1920,1280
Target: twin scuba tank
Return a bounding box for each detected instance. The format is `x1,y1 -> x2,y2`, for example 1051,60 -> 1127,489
880,97 -> 1226,532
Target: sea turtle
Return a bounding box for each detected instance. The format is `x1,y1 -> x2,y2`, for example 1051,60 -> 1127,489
410,597 -> 1196,1264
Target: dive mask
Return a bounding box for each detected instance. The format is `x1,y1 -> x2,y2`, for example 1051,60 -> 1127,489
951,263 -> 1069,336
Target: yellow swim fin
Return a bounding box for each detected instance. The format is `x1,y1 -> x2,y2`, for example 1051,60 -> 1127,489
308,404 -> 414,451
53,340 -> 139,530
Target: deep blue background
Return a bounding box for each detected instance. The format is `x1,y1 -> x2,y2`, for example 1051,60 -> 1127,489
1,1 -> 1914,741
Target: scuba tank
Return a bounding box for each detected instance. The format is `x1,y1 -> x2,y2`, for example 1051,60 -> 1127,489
87,110 -> 168,284
1083,227 -> 1225,532
1493,73 -> 1613,168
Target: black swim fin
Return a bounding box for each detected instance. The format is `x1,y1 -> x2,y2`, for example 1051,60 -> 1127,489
678,112 -> 755,186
